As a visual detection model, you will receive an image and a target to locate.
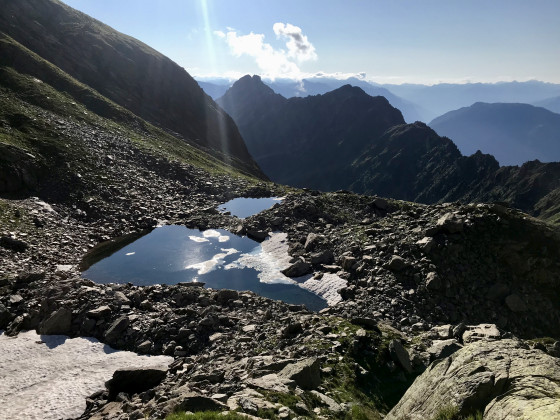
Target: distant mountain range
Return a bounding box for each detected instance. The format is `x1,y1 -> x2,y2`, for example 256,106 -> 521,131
218,75 -> 560,222
533,96 -> 560,114
429,102 -> 560,166
0,0 -> 263,177
386,81 -> 560,121
200,76 -> 560,122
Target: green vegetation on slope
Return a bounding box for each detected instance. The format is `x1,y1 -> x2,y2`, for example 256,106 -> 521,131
0,32 -> 262,199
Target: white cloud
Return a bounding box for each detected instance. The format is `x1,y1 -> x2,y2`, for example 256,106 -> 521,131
215,23 -> 317,79
272,23 -> 317,62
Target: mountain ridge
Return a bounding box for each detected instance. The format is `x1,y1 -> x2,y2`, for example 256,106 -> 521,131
0,0 -> 264,178
429,102 -> 560,166
218,75 -> 406,190
219,75 -> 560,223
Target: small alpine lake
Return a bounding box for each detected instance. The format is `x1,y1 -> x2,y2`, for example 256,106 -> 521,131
81,225 -> 332,311
217,197 -> 282,218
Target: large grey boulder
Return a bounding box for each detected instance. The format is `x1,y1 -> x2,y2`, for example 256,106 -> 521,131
278,357 -> 321,390
281,260 -> 312,277
436,213 -> 464,234
104,315 -> 129,342
38,307 -> 72,335
389,339 -> 412,373
385,339 -> 560,420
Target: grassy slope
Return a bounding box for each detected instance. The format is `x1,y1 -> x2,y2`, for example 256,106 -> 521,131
0,33 -> 259,185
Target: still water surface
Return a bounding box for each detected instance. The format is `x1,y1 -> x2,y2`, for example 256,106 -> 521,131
81,225 -> 326,311
218,197 -> 282,218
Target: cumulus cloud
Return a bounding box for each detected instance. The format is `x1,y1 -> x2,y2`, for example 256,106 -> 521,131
272,23 -> 317,61
215,23 -> 317,79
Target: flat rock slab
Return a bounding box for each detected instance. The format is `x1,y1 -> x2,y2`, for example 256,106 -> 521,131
386,339 -> 560,420
0,330 -> 171,420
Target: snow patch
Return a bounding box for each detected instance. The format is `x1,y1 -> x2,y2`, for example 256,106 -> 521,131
297,273 -> 347,306
0,330 -> 171,420
226,232 -> 294,284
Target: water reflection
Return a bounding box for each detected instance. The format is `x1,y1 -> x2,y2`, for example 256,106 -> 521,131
218,197 -> 282,218
81,225 -> 326,311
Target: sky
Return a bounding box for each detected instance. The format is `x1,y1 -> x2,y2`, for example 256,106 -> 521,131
61,0 -> 560,85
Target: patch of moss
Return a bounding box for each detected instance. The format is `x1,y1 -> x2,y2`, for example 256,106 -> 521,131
166,412 -> 250,420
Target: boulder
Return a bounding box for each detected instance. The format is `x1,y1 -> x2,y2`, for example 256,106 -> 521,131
386,255 -> 407,272
341,256 -> 357,271
87,305 -> 112,319
38,307 -> 72,335
215,289 -> 239,304
416,236 -> 435,253
0,236 -> 29,253
462,324 -> 501,343
281,260 -> 312,277
166,392 -> 228,413
104,316 -> 129,342
304,233 -> 325,252
310,390 -> 344,413
246,229 -> 268,242
431,324 -> 453,339
278,357 -> 321,390
310,250 -> 334,265
388,339 -> 412,373
436,213 -> 464,234
427,339 -> 463,361
425,272 -> 442,291
281,322 -> 303,338
385,339 -> 560,420
106,367 -> 167,399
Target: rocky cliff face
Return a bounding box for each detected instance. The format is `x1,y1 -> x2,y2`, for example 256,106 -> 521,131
0,0 -> 264,178
218,76 -> 405,190
386,339 -> 560,420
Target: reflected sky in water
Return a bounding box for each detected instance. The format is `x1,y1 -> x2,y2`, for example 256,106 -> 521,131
218,197 -> 282,218
81,225 -> 326,311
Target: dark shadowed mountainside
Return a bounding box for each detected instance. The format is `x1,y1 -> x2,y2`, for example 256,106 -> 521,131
266,77 -> 425,123
429,102 -> 560,166
0,0 -> 264,177
218,75 -> 405,190
219,77 -> 560,223
350,122 -> 560,222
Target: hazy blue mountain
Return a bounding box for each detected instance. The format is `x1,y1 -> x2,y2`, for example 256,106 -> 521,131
429,102 -> 560,166
383,81 -> 560,121
196,81 -> 231,99
533,96 -> 560,114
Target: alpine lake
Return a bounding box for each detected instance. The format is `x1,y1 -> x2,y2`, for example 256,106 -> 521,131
81,198 -> 328,311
